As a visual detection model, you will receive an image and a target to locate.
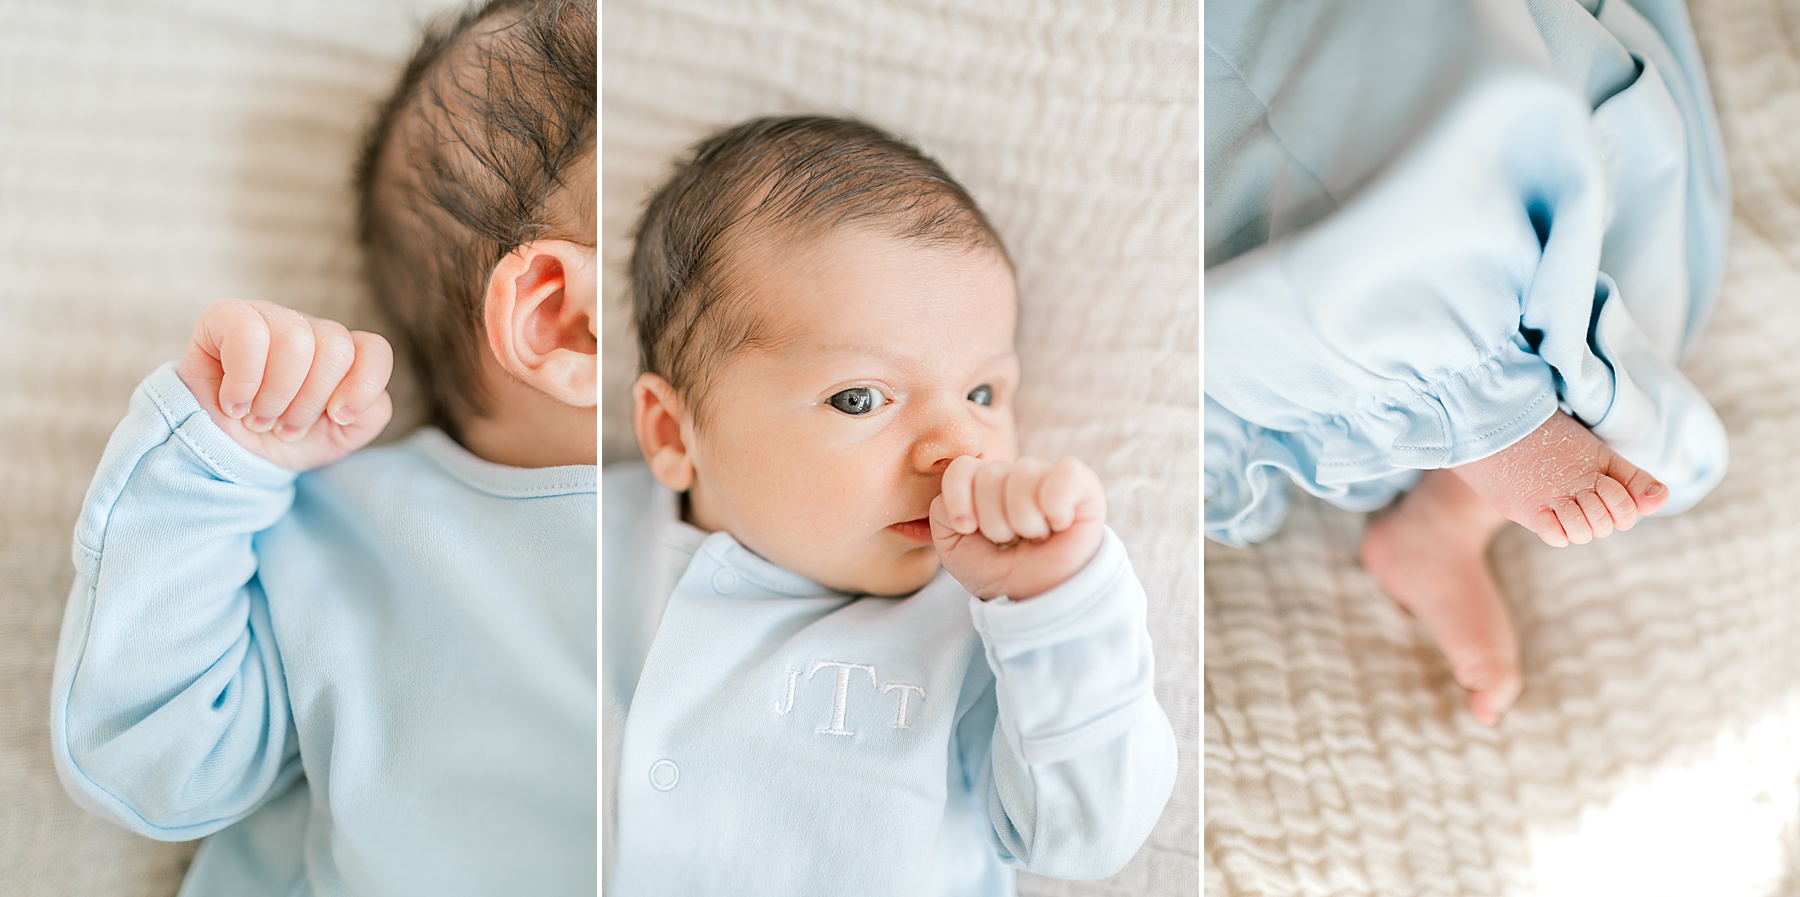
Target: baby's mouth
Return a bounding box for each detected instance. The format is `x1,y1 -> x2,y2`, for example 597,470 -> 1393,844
887,517 -> 932,543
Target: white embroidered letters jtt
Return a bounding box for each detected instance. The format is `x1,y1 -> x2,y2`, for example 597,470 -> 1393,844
776,661 -> 927,737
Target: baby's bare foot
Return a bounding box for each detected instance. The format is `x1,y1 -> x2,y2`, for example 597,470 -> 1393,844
1361,470 -> 1520,725
1450,410 -> 1667,548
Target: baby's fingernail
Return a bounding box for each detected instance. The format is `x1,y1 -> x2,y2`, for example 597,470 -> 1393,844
330,406 -> 357,426
227,403 -> 248,419
274,422 -> 306,443
1645,483 -> 1666,498
244,416 -> 274,433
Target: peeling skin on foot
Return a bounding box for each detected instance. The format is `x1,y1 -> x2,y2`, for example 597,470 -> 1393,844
1358,412 -> 1669,727
1448,410 -> 1668,548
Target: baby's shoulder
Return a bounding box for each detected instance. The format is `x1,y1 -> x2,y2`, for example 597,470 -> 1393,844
297,430 -> 448,501
305,428 -> 597,502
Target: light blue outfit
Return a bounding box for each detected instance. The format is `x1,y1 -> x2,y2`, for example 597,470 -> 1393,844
50,363 -> 597,896
1204,0 -> 1732,545
601,464 -> 1176,896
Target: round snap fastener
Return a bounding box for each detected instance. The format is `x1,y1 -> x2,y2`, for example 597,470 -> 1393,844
649,759 -> 679,791
1598,131 -> 1618,160
711,568 -> 740,595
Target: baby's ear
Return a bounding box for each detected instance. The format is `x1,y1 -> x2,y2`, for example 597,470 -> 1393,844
631,372 -> 695,491
483,240 -> 598,407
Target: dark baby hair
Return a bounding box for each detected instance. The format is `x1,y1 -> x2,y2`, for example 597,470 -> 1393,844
356,0 -> 596,437
629,115 -> 1008,417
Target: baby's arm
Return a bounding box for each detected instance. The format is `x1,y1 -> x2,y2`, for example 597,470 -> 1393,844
932,457 -> 1178,878
49,300 -> 390,839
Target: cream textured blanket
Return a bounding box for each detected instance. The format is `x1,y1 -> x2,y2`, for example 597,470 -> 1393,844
1205,1 -> 1800,894
0,0 -> 1199,895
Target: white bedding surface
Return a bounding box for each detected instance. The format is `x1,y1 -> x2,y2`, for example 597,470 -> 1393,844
1204,0 -> 1800,893
600,2 -> 1199,895
0,0 -> 1199,895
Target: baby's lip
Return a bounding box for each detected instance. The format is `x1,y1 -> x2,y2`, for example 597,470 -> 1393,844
887,517 -> 933,543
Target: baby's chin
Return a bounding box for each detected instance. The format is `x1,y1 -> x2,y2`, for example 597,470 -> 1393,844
842,546 -> 941,598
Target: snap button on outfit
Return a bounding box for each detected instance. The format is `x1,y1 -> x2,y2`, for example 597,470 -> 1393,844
649,759 -> 679,791
711,568 -> 740,595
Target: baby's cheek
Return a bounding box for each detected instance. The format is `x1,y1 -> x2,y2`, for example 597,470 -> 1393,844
985,418 -> 1020,463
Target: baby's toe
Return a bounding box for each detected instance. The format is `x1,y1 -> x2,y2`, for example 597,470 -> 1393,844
1468,677 -> 1522,727
1532,507 -> 1570,548
1453,655 -> 1520,726
1610,457 -> 1669,516
1595,474 -> 1638,531
1574,489 -> 1614,540
1550,497 -> 1592,545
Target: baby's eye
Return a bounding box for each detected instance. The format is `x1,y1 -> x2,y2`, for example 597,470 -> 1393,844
967,384 -> 994,406
828,387 -> 888,415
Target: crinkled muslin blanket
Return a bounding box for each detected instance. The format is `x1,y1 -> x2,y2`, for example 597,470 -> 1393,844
0,1 -> 1199,896
1207,0 -> 1800,894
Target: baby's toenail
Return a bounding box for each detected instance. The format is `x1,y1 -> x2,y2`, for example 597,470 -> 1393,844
1645,483 -> 1665,497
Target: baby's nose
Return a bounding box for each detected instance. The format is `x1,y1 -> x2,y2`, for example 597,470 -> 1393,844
912,420 -> 983,474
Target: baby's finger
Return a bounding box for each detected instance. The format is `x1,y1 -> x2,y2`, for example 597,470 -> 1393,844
334,388 -> 394,448
1002,458 -> 1052,540
938,455 -> 982,535
1038,457 -> 1101,532
199,299 -> 272,418
972,460 -> 1016,545
273,318 -> 357,442
325,331 -> 394,427
242,305 -> 316,433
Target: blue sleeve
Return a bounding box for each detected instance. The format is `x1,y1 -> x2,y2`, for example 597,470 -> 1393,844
956,528 -> 1177,879
49,362 -> 303,841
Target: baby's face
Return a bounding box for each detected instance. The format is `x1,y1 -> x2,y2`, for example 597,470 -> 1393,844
685,227 -> 1019,596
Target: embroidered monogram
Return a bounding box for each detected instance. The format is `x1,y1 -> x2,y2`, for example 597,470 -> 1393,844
776,661 -> 930,738
808,660 -> 876,736
774,669 -> 800,715
882,683 -> 925,729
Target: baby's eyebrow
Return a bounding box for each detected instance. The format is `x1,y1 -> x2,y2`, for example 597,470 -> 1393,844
804,344 -> 1018,369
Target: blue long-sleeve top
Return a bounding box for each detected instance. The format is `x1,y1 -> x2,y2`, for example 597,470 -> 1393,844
1204,0 -> 1731,545
601,463 -> 1177,896
50,363 -> 597,896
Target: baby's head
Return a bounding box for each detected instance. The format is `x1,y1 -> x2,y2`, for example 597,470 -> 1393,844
357,0 -> 596,445
630,116 -> 1020,596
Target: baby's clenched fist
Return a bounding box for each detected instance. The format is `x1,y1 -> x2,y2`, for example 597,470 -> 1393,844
176,298 -> 393,472
928,455 -> 1106,600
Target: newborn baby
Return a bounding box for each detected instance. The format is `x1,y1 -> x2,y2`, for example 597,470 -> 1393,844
1206,0 -> 1730,725
604,116 -> 1177,895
